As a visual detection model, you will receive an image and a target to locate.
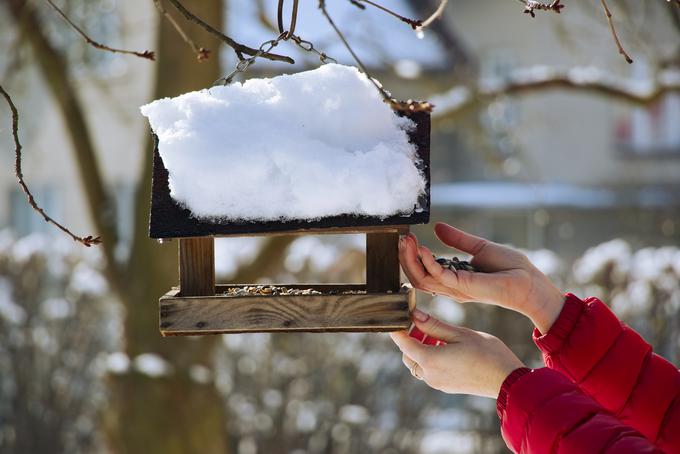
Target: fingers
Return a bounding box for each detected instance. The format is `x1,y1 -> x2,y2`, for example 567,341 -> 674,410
402,353 -> 416,369
389,331 -> 429,364
399,235 -> 428,285
418,245 -> 459,287
401,353 -> 424,380
434,223 -> 489,256
417,244 -> 476,296
412,309 -> 461,343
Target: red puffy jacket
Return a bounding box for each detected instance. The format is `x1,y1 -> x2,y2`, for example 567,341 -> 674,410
497,294 -> 680,453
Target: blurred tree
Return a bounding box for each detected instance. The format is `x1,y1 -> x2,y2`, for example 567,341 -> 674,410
2,0 -> 232,452
105,1 -> 232,452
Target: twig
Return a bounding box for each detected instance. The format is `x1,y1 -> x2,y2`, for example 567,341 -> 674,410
46,0 -> 155,61
600,0 -> 633,64
352,0 -> 422,29
430,66 -> 680,119
0,85 -> 101,247
164,0 -> 294,63
152,0 -> 209,62
518,0 -> 565,18
318,0 -> 431,112
318,1 -> 386,98
417,0 -> 449,31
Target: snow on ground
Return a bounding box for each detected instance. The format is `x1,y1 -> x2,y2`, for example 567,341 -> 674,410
141,64 -> 426,221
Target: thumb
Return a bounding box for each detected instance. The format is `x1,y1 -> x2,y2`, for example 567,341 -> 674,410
412,309 -> 461,343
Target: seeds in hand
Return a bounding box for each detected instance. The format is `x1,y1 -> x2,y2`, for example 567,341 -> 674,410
433,255 -> 476,272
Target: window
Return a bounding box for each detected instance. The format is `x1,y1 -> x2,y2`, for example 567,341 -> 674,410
614,61 -> 680,156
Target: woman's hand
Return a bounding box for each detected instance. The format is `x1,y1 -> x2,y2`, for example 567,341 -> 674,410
390,309 -> 524,398
399,222 -> 564,334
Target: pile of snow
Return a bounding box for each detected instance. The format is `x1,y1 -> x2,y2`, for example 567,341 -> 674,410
141,64 -> 426,221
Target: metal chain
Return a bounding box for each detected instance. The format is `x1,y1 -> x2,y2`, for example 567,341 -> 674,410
212,32 -> 288,86
212,0 -> 335,87
212,34 -> 336,87
290,34 -> 336,64
278,0 -> 299,40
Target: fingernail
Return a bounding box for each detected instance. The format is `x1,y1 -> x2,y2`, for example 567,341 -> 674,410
413,308 -> 430,322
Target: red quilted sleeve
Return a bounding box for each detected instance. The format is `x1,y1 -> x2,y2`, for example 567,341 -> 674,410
533,294 -> 680,452
497,367 -> 663,454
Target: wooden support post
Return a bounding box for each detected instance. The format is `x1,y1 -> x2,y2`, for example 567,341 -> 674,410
179,237 -> 215,296
366,231 -> 400,293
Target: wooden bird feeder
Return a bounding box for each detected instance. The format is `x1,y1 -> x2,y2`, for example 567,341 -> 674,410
150,111 -> 430,336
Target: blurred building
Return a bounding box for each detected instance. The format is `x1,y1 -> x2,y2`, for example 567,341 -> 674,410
423,1 -> 680,258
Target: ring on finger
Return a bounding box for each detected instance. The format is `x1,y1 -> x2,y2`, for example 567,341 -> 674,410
410,361 -> 423,380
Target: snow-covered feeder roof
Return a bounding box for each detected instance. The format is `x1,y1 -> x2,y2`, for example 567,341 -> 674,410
142,64 -> 430,237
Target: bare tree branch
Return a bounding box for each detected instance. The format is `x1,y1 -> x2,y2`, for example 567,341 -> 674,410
430,66 -> 680,118
600,0 -> 634,64
406,0 -> 470,69
46,0 -> 155,61
6,0 -> 121,288
518,0 -> 565,18
318,0 -> 432,112
164,0 -> 294,63
152,0 -> 210,62
352,0 -> 422,29
318,1 -> 389,98
0,85 -> 101,247
417,0 -> 448,30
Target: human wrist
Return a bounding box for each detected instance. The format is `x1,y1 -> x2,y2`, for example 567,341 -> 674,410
526,278 -> 565,334
490,357 -> 526,398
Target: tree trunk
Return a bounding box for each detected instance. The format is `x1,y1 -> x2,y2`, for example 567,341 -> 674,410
107,1 -> 232,453
5,0 -> 291,451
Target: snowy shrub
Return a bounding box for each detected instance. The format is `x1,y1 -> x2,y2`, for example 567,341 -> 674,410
215,330 -> 505,454
571,240 -> 680,363
0,232 -> 121,454
213,235 -> 510,454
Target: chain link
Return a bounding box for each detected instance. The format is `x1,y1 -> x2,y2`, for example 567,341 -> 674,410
213,32 -> 288,86
212,32 -> 336,87
290,35 -> 337,64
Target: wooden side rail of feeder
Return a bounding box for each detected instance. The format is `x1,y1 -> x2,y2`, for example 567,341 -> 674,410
161,228 -> 414,335
150,111 -> 431,336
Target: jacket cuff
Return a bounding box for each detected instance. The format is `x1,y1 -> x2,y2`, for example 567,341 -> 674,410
497,367 -> 532,418
533,293 -> 584,354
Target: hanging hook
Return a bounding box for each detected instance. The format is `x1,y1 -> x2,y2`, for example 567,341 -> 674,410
277,0 -> 299,40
